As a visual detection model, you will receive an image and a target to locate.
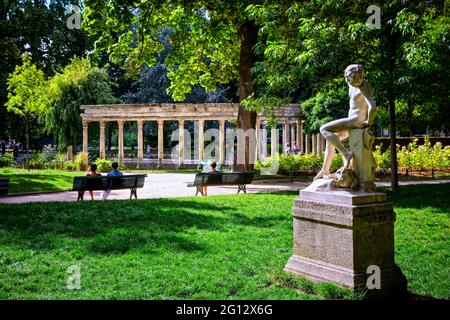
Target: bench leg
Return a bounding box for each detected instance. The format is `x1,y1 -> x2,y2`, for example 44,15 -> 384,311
237,185 -> 246,194
130,188 -> 137,199
77,191 -> 84,201
195,186 -> 204,196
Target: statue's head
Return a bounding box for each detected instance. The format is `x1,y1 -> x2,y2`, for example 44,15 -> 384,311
344,64 -> 364,87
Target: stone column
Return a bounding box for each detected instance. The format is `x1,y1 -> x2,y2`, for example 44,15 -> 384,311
306,134 -> 311,154
297,120 -> 303,153
99,120 -> 106,159
157,120 -> 164,168
178,119 -> 185,168
262,123 -> 268,159
271,126 -> 278,156
137,120 -> 144,168
311,134 -> 317,155
219,119 -> 225,165
283,120 -> 289,150
255,118 -> 261,161
117,120 -> 124,163
198,119 -> 204,166
291,122 -> 295,147
82,120 -> 89,153
316,134 -> 322,154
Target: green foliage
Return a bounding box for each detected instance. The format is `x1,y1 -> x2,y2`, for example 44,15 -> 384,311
256,152 -> 342,175
95,158 -> 113,173
374,137 -> 450,172
40,145 -> 57,163
301,85 -> 348,134
64,161 -> 76,172
44,58 -> 118,149
247,0 -> 450,134
0,153 -> 15,168
5,54 -> 46,127
24,152 -> 48,170
83,1 -> 245,102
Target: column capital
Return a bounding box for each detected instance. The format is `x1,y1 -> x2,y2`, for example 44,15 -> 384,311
117,119 -> 124,127
99,120 -> 106,128
82,119 -> 89,127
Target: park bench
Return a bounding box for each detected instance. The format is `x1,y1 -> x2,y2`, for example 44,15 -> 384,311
188,171 -> 255,196
0,178 -> 9,196
72,174 -> 147,201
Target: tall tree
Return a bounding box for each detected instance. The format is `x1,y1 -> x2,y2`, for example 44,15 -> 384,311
5,54 -> 46,168
83,0 -> 268,169
245,0 -> 449,191
44,57 -> 118,150
0,0 -> 93,141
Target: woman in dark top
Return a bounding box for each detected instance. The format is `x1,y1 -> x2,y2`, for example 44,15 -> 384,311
85,163 -> 102,200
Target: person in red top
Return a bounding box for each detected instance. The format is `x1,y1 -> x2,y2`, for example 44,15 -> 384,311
85,163 -> 102,200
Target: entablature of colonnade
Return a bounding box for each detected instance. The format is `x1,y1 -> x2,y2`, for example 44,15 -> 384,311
80,103 -> 302,122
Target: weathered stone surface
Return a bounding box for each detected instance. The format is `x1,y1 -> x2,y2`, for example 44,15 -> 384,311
80,103 -> 302,121
300,185 -> 386,205
349,128 -> 377,191
285,189 -> 408,298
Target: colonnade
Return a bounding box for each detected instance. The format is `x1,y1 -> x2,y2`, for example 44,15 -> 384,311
82,118 -> 326,168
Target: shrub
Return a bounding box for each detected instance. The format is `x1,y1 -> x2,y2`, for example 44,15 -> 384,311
26,152 -> 48,170
40,145 -> 57,163
64,161 -> 75,171
74,152 -> 89,171
95,158 -> 112,172
0,152 -> 16,168
52,152 -> 66,170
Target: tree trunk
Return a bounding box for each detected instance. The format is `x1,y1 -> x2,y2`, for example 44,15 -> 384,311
237,20 -> 258,171
387,32 -> 399,192
25,116 -> 30,172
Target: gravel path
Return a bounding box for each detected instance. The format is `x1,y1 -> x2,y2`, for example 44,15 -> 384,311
0,173 -> 449,204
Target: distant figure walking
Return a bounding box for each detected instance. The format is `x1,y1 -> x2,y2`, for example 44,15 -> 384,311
102,162 -> 123,200
85,163 -> 102,200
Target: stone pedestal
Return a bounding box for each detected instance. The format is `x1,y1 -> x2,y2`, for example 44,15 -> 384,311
284,187 -> 408,299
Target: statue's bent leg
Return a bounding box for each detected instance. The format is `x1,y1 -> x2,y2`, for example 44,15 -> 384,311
319,117 -> 357,172
313,131 -> 347,180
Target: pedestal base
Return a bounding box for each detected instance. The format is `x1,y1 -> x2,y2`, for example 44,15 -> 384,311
284,188 -> 408,299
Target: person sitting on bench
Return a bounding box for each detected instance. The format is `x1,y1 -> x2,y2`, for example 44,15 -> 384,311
203,161 -> 218,196
85,163 -> 102,200
102,162 -> 123,200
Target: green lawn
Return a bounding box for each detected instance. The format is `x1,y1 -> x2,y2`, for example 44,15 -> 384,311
0,169 -> 80,194
0,183 -> 448,300
0,168 -> 291,194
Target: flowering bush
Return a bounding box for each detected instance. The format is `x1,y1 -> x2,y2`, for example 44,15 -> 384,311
257,137 -> 450,176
